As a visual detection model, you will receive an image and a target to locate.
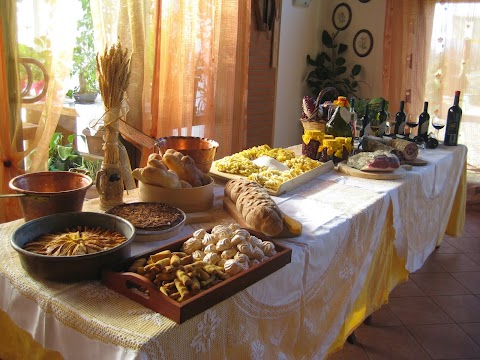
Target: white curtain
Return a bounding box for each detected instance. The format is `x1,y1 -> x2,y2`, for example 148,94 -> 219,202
425,2 -> 480,172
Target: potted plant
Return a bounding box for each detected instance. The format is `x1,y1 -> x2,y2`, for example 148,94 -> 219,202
306,30 -> 362,101
67,0 -> 99,104
48,132 -> 101,180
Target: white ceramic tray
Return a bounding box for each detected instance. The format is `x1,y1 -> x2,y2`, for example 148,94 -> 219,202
209,159 -> 334,196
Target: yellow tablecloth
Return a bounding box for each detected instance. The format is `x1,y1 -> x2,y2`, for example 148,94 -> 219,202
0,145 -> 467,360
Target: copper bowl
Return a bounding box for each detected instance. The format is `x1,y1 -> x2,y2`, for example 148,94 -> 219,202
11,212 -> 135,281
157,136 -> 219,173
9,171 -> 93,221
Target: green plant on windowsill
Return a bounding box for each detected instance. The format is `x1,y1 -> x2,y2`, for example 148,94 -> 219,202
48,132 -> 101,182
306,30 -> 363,101
66,0 -> 99,103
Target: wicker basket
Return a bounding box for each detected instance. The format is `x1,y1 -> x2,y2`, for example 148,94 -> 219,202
300,87 -> 339,132
301,120 -> 326,132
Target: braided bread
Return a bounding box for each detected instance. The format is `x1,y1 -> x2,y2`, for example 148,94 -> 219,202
224,179 -> 283,237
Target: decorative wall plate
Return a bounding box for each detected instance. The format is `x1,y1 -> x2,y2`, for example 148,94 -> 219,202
353,29 -> 374,57
332,3 -> 352,31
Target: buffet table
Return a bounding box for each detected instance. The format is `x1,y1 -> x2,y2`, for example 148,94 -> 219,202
0,144 -> 467,360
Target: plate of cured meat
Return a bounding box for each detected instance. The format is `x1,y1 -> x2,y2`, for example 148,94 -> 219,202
337,150 -> 407,180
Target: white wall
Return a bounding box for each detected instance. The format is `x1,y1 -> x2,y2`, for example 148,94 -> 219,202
274,0 -> 386,148
273,0 -> 323,148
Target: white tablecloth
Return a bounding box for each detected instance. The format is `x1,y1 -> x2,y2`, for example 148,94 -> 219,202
0,144 -> 467,360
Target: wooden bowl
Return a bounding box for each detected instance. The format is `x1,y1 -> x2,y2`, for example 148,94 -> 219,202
138,176 -> 214,213
11,212 -> 136,282
157,136 -> 219,173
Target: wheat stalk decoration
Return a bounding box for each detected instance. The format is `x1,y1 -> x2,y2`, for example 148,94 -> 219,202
95,42 -> 132,210
96,42 -> 131,164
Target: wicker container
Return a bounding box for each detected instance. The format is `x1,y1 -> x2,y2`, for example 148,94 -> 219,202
300,120 -> 326,132
300,87 -> 339,133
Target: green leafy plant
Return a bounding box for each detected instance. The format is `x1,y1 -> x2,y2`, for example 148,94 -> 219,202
48,132 -> 101,182
48,132 -> 102,182
306,30 -> 362,101
354,97 -> 389,120
48,133 -> 85,171
70,0 -> 98,95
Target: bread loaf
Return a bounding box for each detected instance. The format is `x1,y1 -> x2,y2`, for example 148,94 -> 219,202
224,178 -> 283,237
132,150 -> 211,189
162,149 -> 210,187
132,166 -> 182,188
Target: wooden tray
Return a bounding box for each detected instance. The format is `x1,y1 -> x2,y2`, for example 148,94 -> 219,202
402,158 -> 428,166
223,198 -> 302,239
102,233 -> 292,323
337,161 -> 407,180
209,159 -> 334,196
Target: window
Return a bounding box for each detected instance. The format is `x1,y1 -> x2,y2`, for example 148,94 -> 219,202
425,2 -> 480,172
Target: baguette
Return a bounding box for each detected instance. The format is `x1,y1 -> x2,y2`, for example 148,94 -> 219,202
224,178 -> 283,237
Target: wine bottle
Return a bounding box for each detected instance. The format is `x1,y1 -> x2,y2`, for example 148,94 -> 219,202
375,99 -> 388,136
418,101 -> 430,140
444,91 -> 462,146
359,104 -> 370,138
349,98 -> 358,138
394,100 -> 406,136
326,97 -> 353,139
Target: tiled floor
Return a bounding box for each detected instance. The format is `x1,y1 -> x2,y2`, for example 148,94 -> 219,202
329,208 -> 480,360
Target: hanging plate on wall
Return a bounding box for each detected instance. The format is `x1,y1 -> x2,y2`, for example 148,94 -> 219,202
332,3 -> 352,31
353,29 -> 374,57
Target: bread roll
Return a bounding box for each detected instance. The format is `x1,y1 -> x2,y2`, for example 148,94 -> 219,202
132,166 -> 181,189
162,149 -> 205,187
224,179 -> 283,237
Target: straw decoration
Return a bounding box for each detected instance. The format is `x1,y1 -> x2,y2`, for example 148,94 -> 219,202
96,43 -> 131,109
96,43 -> 131,165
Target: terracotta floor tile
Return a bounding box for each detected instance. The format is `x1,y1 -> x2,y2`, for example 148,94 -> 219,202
451,272 -> 480,294
388,297 -> 452,325
430,253 -> 480,272
408,323 -> 480,359
326,342 -> 369,360
463,229 -> 480,238
360,304 -> 402,327
464,217 -> 480,237
390,279 -> 426,297
467,252 -> 480,265
414,256 -> 447,273
354,326 -> 430,360
435,240 -> 462,254
459,323 -> 480,346
410,272 -> 471,296
447,237 -> 480,253
431,295 -> 480,322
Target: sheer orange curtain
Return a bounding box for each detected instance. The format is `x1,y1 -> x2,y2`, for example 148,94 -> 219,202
382,0 -> 435,117
148,0 -> 250,160
0,0 -> 81,223
0,1 -> 23,222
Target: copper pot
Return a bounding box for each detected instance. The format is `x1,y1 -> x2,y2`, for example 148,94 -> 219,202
157,136 -> 219,173
7,171 -> 93,221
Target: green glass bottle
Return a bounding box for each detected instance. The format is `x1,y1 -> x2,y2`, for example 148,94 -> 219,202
326,96 -> 353,139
